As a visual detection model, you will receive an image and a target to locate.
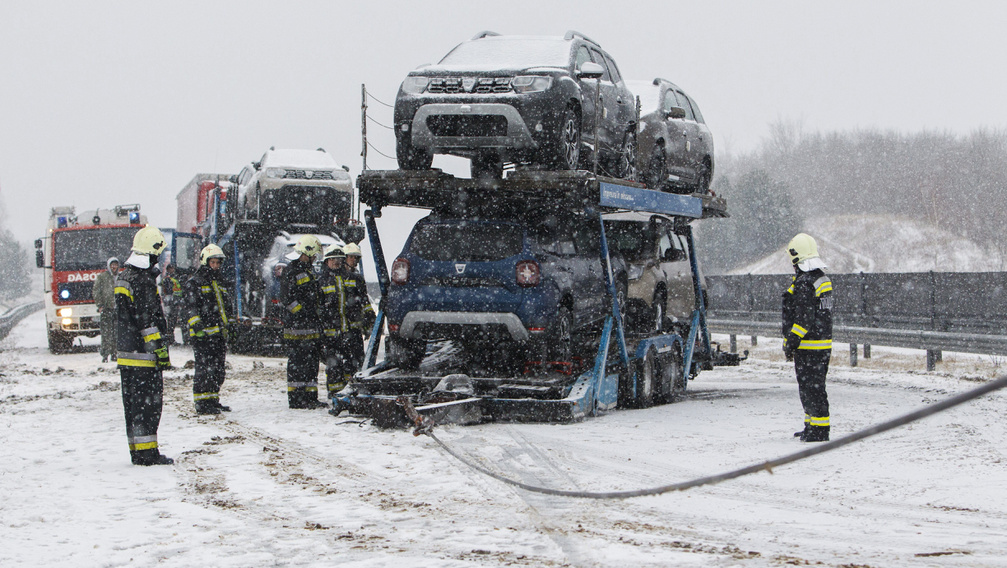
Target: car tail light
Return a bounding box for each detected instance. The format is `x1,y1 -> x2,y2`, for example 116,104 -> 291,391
391,257 -> 410,285
516,260 -> 540,287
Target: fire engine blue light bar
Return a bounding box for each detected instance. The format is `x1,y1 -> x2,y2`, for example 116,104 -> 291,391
598,182 -> 702,218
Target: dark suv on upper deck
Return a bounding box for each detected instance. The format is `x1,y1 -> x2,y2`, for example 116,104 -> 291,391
383,211 -> 627,371
394,31 -> 637,179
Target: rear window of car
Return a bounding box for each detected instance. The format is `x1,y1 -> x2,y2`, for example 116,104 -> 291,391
409,221 -> 524,262
439,38 -> 571,68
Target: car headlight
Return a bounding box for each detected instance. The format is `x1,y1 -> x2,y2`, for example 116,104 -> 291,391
401,76 -> 429,94
512,76 -> 553,93
265,167 -> 286,178
58,308 -> 73,317
627,264 -> 645,280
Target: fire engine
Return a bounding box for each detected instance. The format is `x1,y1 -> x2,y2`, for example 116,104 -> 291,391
34,204 -> 147,353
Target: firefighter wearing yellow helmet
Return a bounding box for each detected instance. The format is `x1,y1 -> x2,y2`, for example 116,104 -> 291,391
184,243 -> 233,414
280,235 -> 327,409
316,241 -> 375,401
782,233 -> 833,442
115,225 -> 173,465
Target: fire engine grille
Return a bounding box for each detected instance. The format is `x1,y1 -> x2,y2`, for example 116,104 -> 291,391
56,281 -> 94,303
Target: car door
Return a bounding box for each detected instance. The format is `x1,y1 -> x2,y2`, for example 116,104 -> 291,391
658,226 -> 695,319
660,88 -> 691,182
571,218 -> 609,326
674,89 -> 705,184
589,48 -> 623,159
574,45 -> 600,155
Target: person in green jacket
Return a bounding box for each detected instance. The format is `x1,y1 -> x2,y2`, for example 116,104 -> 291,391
92,257 -> 119,363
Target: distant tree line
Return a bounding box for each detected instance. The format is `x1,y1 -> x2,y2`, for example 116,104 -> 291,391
696,123 -> 1007,273
0,201 -> 31,300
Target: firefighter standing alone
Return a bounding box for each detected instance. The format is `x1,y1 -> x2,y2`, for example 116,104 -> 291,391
116,225 -> 173,466
184,244 -> 233,415
281,235 -> 327,409
782,233 -> 833,442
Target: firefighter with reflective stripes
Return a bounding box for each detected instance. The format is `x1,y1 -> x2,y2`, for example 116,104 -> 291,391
782,233 -> 833,442
184,244 -> 233,415
319,244 -> 348,396
116,225 -> 173,466
337,243 -> 376,387
281,234 -> 327,409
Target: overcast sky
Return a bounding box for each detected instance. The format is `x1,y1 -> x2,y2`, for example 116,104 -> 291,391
2,1 -> 1006,255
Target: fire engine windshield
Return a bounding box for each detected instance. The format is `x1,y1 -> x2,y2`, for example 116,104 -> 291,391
53,227 -> 138,271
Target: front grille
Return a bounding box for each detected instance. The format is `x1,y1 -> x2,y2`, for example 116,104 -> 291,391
427,77 -> 513,94
55,281 -> 94,303
426,115 -> 508,137
282,170 -> 336,180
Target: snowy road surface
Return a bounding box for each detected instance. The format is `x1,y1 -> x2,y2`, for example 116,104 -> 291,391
2,309 -> 1006,567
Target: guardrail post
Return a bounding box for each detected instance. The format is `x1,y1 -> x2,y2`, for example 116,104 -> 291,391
730,334 -> 737,353
850,343 -> 858,367
864,343 -> 871,359
751,335 -> 758,346
926,349 -> 939,371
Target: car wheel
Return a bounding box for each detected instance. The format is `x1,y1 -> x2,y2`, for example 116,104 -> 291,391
636,346 -> 657,408
652,290 -> 666,333
695,162 -> 712,194
546,307 -> 574,363
386,334 -> 425,369
664,344 -> 686,402
470,153 -> 503,179
645,145 -> 668,190
47,330 -> 71,354
612,129 -> 637,180
396,133 -> 433,170
549,106 -> 581,171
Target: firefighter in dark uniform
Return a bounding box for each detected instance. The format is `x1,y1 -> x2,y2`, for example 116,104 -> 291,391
335,243 -> 376,392
116,225 -> 173,466
319,244 -> 348,396
782,233 -> 833,442
184,244 -> 233,415
281,234 -> 327,409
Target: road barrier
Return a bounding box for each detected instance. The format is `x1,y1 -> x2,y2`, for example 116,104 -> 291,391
0,301 -> 44,342
706,272 -> 1007,370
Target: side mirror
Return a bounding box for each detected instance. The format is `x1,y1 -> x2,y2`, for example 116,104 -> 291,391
34,238 -> 42,249
35,250 -> 45,268
666,106 -> 687,119
577,61 -> 604,80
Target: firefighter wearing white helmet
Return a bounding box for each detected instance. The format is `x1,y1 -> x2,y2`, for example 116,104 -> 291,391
318,244 -> 348,395
782,233 -> 833,442
280,235 -> 326,409
323,241 -> 375,405
184,243 -> 233,414
115,225 -> 173,465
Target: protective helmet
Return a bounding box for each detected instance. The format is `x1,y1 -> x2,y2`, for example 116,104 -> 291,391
293,234 -> 322,258
131,225 -> 167,255
323,244 -> 346,260
342,242 -> 362,257
787,233 -> 826,271
200,244 -> 226,266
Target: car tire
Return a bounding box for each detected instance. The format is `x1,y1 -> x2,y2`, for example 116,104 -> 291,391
664,344 -> 686,402
47,329 -> 71,354
548,106 -> 581,171
396,133 -> 433,171
546,306 -> 574,363
387,334 -> 425,369
635,346 -> 658,408
612,129 -> 637,180
645,145 -> 668,191
470,153 -> 503,179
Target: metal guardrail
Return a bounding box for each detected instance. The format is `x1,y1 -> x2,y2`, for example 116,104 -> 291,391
0,301 -> 44,342
707,272 -> 1007,370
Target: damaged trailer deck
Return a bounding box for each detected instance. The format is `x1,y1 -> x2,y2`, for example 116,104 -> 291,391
332,169 -> 738,429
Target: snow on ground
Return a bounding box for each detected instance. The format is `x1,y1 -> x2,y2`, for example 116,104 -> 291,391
3,309 -> 1007,567
733,215 -> 998,275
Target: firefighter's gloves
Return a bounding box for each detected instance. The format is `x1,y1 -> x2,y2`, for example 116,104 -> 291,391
783,336 -> 799,362
154,346 -> 171,369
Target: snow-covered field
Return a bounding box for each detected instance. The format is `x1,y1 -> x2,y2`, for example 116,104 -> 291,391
3,309 -> 1007,567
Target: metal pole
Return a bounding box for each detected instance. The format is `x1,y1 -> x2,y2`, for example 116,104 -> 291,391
361,84 -> 368,172
593,79 -> 601,175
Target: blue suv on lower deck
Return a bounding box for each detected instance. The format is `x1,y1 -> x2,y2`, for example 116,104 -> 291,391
384,212 -> 626,370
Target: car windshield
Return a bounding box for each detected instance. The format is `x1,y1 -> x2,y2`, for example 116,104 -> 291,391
605,221 -> 652,261
438,38 -> 571,68
53,227 -> 137,271
410,221 -> 524,262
